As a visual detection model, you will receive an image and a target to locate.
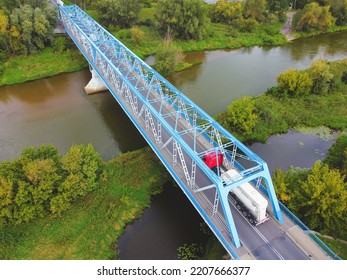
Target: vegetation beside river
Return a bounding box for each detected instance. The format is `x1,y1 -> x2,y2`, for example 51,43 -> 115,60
215,58 -> 347,144
0,47 -> 88,87
2,0 -> 346,86
0,147 -> 169,259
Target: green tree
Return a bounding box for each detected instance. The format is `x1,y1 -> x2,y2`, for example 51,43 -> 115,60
272,166 -> 309,207
343,148 -> 347,177
23,159 -> 60,207
13,180 -> 38,223
225,96 -> 258,134
0,176 -> 14,223
0,8 -> 23,54
211,0 -> 243,25
60,144 -> 101,199
308,59 -> 334,95
154,38 -> 184,76
233,17 -> 259,32
293,2 -> 336,32
324,135 -> 347,174
267,0 -> 290,13
155,0 -> 208,40
243,0 -> 267,22
95,0 -> 141,28
292,0 -> 311,10
276,68 -> 313,96
295,161 -> 347,237
330,0 -> 347,26
130,26 -> 145,45
9,4 -> 55,54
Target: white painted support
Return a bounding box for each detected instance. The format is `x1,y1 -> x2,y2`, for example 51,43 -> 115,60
84,66 -> 108,94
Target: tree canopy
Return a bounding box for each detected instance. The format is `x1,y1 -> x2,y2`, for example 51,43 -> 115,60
224,96 -> 258,134
211,0 -> 243,25
293,2 -> 336,32
95,0 -> 141,28
330,0 -> 347,26
0,145 -> 102,224
0,0 -> 56,55
155,0 -> 208,40
273,161 -> 347,239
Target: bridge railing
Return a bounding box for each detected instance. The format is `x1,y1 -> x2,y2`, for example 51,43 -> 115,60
278,201 -> 342,260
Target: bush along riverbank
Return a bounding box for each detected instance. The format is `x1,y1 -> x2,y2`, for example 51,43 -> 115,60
0,45 -> 88,87
215,58 -> 347,144
0,146 -> 170,259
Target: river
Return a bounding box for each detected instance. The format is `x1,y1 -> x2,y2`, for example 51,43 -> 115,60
0,31 -> 346,259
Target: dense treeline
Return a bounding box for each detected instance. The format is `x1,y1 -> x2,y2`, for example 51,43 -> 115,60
0,147 -> 169,259
0,0 -> 56,56
0,144 -> 102,224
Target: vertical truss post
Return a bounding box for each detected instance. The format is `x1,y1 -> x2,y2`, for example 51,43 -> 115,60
190,160 -> 197,189
157,122 -> 162,144
214,128 -> 230,170
212,190 -> 219,216
262,165 -> 284,224
173,140 -> 177,166
175,141 -> 191,186
256,177 -> 262,189
231,144 -> 237,164
145,109 -> 149,131
218,185 -> 241,248
209,128 -> 215,146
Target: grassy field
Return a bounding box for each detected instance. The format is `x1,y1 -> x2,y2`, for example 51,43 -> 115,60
0,148 -> 170,259
0,47 -> 88,87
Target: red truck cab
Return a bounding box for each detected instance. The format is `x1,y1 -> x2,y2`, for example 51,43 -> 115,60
202,152 -> 224,169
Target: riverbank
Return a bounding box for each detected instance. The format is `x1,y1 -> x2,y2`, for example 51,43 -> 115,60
0,47 -> 88,87
0,147 -> 170,259
215,59 -> 347,144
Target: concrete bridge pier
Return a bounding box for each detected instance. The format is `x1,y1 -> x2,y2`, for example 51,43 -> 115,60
84,66 -> 108,94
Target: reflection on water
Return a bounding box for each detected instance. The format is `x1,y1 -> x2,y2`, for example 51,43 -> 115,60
168,31 -> 347,116
117,185 -> 208,260
250,130 -> 338,172
0,69 -> 146,161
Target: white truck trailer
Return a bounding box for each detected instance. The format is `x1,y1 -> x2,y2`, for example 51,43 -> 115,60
221,169 -> 269,225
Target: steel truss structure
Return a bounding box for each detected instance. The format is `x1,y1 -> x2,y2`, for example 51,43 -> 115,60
59,5 -> 283,258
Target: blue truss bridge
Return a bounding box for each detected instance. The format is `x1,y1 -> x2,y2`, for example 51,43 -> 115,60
59,4 -> 340,260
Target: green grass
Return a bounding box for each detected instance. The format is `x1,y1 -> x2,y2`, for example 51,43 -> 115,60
0,147 -> 170,260
122,22 -> 287,59
293,24 -> 347,40
316,235 -> 347,260
0,47 -> 88,87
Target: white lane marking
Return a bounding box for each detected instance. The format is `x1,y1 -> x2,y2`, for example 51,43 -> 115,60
228,196 -> 285,260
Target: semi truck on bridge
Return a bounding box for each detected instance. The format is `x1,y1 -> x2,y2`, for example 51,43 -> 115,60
203,152 -> 269,226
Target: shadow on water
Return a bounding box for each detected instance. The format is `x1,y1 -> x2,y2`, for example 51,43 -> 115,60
117,184 -> 209,260
87,91 -> 147,154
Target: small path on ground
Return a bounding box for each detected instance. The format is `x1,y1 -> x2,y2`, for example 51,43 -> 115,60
281,12 -> 296,41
